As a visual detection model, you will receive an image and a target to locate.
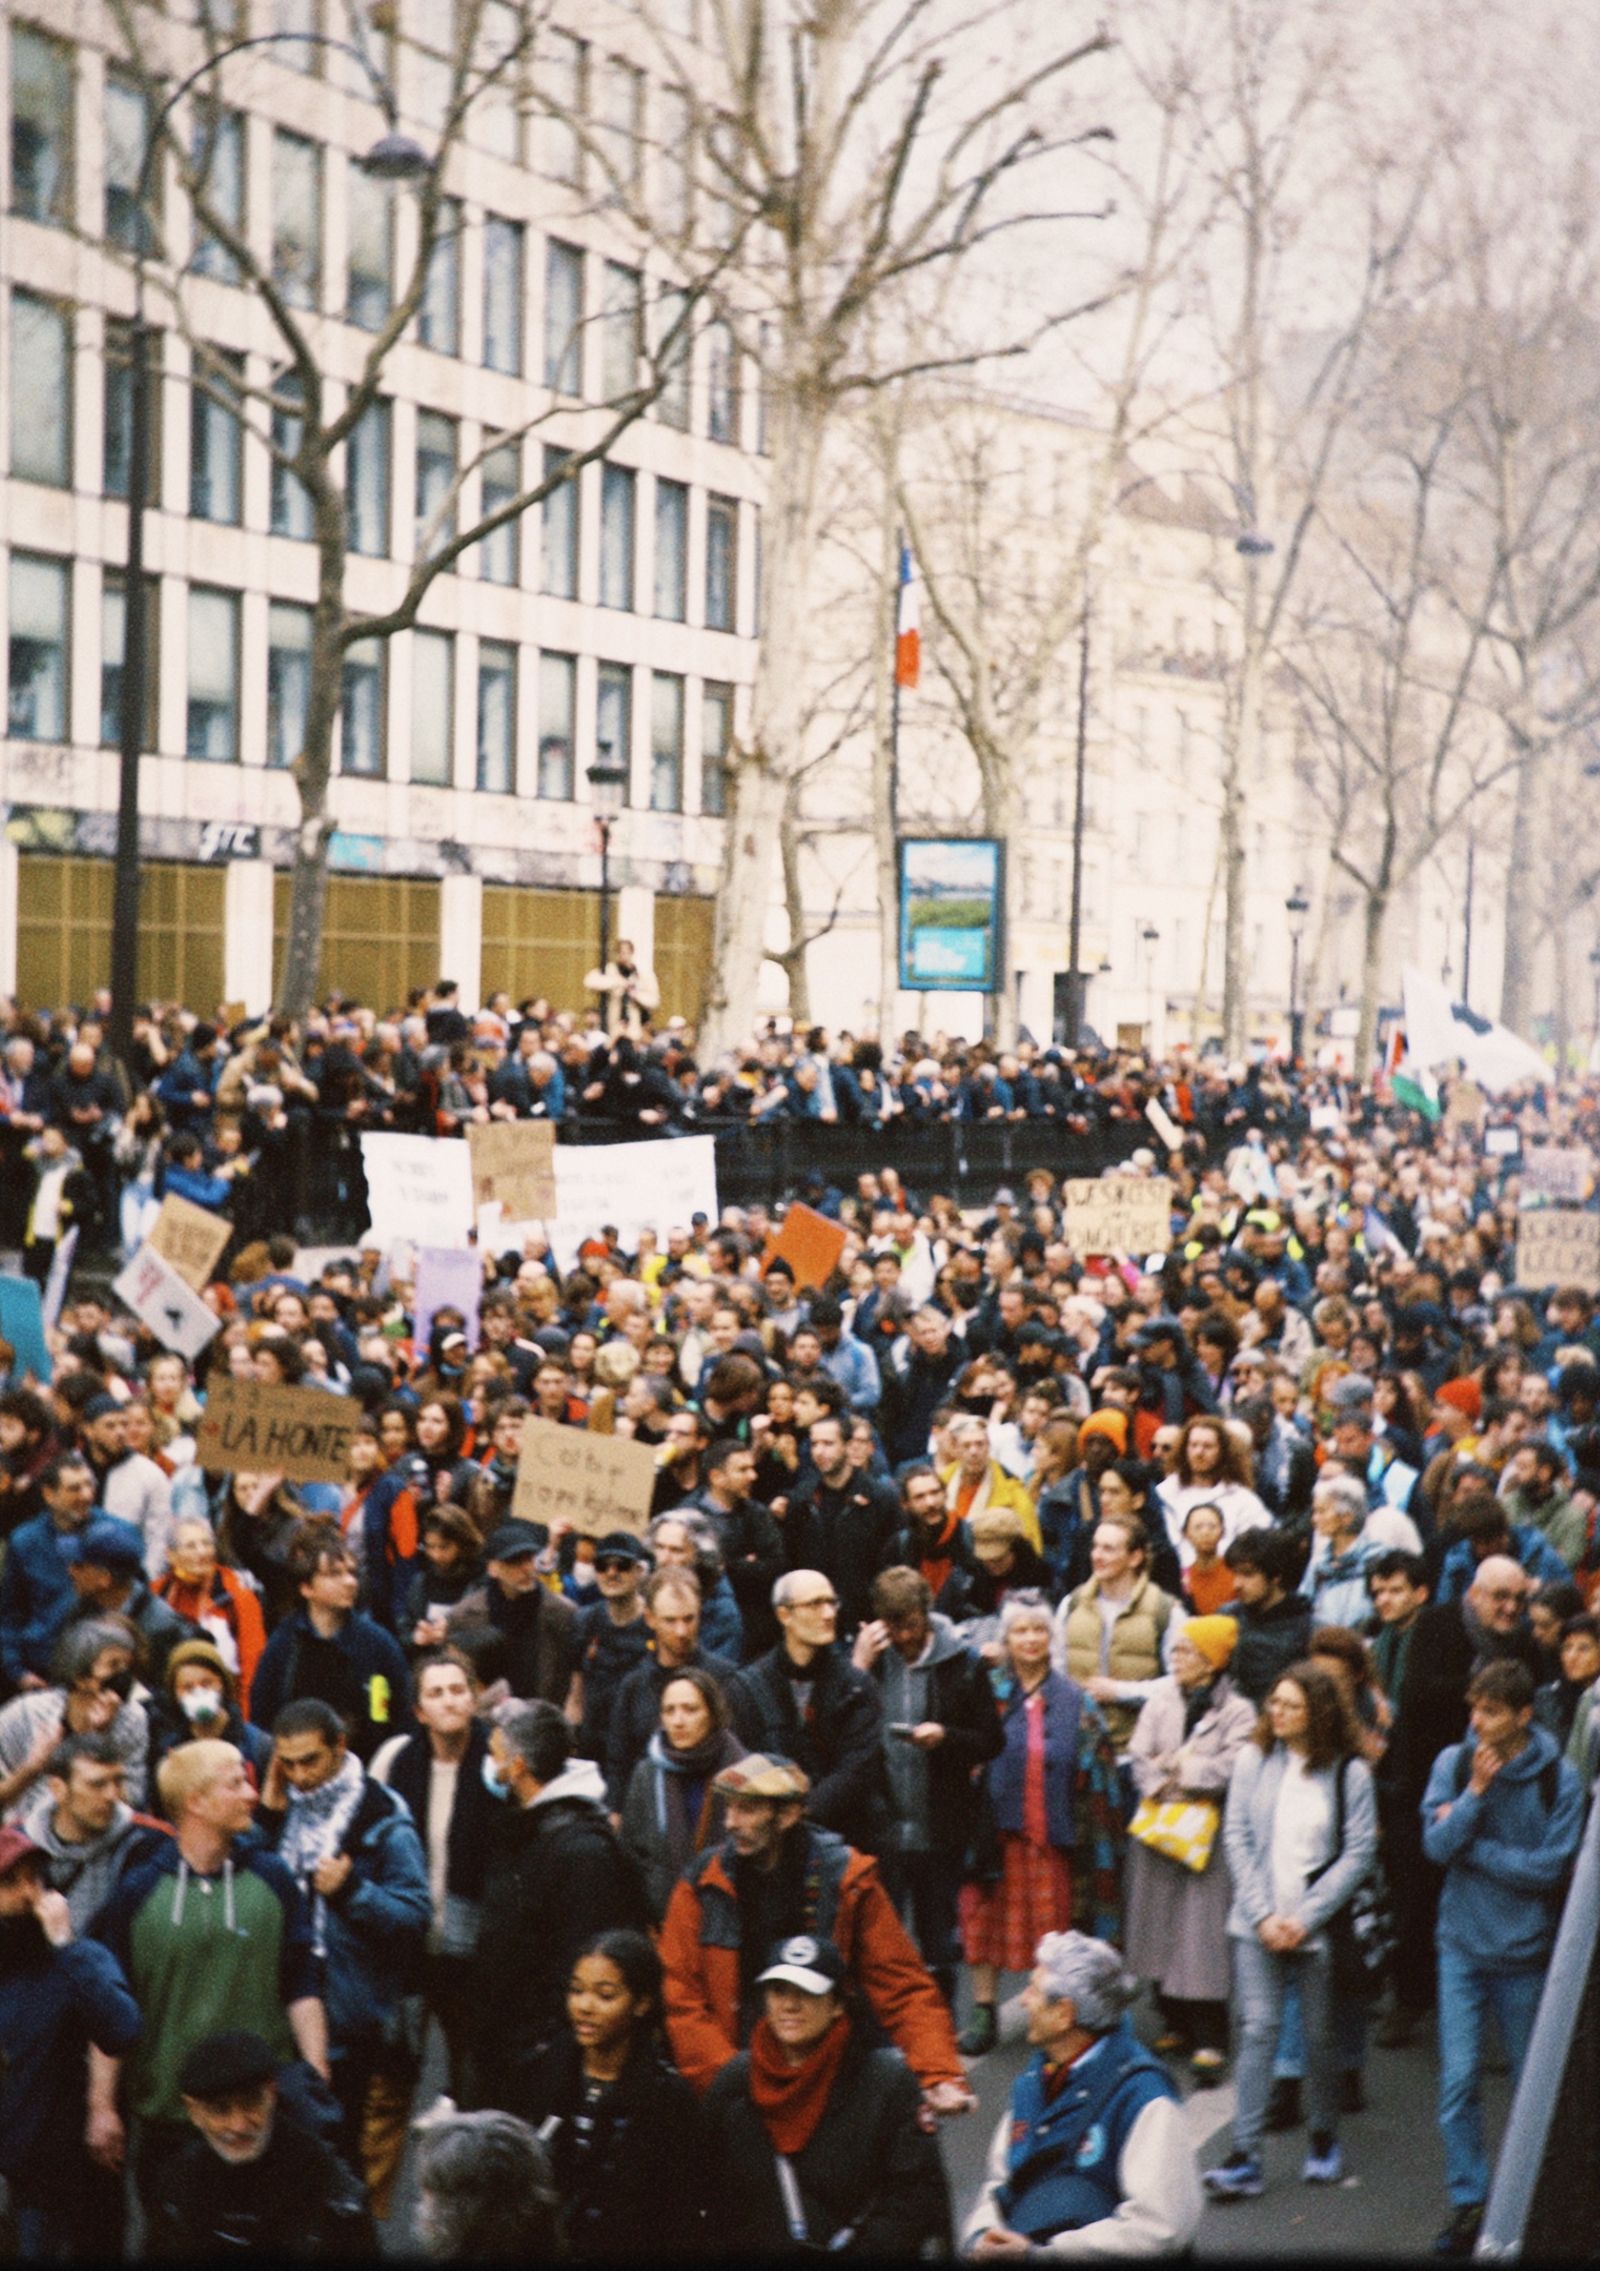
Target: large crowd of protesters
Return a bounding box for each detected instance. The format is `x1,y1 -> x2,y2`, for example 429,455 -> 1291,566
0,969 -> 1597,2259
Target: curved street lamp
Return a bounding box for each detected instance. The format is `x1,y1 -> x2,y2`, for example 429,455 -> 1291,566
586,748 -> 630,980
109,33 -> 430,1063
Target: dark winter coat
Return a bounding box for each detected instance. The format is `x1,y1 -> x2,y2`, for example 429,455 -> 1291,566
518,2031 -> 707,2258
728,1643 -> 887,1851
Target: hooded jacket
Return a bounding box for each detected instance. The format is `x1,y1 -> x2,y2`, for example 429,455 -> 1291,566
0,1918 -> 141,2191
471,1757 -> 649,2100
867,1612 -> 1004,1854
1421,1723 -> 1585,1966
15,1789 -> 168,1935
248,1607 -> 411,1760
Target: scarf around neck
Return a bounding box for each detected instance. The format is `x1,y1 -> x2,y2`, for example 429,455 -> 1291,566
279,1750 -> 365,1892
749,2011 -> 852,2155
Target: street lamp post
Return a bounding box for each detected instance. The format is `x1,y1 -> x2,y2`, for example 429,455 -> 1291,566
1064,589 -> 1090,1048
1588,944 -> 1600,1072
107,33 -> 429,1067
1285,886 -> 1310,1062
587,747 -> 629,980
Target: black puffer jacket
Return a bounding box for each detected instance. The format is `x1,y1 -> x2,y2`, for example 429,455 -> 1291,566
518,2031 -> 707,2258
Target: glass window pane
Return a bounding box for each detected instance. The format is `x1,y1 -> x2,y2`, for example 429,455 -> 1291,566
478,638 -> 516,792
655,286 -> 690,430
274,0 -> 319,70
706,495 -> 737,632
601,261 -> 641,404
651,671 -> 684,812
271,129 -> 320,309
104,319 -> 162,503
654,478 -> 687,621
192,106 -> 244,282
540,31 -> 585,187
12,27 -> 73,227
414,48 -> 452,139
347,397 -> 390,556
105,73 -> 153,251
483,216 -> 523,374
270,368 -> 313,539
415,410 -> 457,557
346,163 -> 393,330
541,446 -> 578,600
701,680 -> 731,815
544,240 -> 583,394
341,636 -> 385,775
186,586 -> 240,761
8,553 -> 68,741
474,0 -> 523,160
190,348 -> 244,524
411,628 -> 454,785
657,86 -> 691,239
478,440 -> 520,585
419,196 -> 461,355
600,464 -> 635,611
595,662 -> 632,801
267,599 -> 312,769
537,650 -> 575,799
595,57 -> 642,200
12,291 -> 70,486
707,321 -> 738,443
100,573 -> 159,750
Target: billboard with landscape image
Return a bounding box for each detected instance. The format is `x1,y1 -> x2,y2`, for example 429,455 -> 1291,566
898,837 -> 1003,990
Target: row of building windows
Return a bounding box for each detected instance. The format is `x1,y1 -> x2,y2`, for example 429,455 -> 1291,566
8,552 -> 734,814
10,24 -> 755,444
10,290 -> 753,633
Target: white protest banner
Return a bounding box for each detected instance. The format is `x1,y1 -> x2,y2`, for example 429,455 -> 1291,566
148,1192 -> 231,1290
196,1377 -> 364,1484
414,1245 -> 483,1355
551,1135 -> 719,1258
41,1226 -> 79,1333
1514,1207 -> 1600,1294
1485,1127 -> 1521,1159
1309,1104 -> 1344,1134
1145,1099 -> 1184,1152
512,1415 -> 657,1537
112,1245 -> 221,1362
1522,1147 -> 1592,1204
360,1133 -> 475,1247
1062,1176 -> 1175,1257
466,1120 -> 557,1221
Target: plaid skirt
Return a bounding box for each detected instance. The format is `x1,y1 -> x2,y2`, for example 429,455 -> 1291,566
958,1832 -> 1073,1972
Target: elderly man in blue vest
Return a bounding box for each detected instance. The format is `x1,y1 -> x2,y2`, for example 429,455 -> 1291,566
963,1932 -> 1201,2259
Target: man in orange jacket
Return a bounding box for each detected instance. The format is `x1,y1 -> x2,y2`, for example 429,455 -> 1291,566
659,1753 -> 974,2115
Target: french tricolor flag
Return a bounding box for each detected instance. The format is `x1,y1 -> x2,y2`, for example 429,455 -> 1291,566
895,540 -> 921,689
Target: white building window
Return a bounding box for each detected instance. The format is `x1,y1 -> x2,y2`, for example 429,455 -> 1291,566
483,216 -> 524,375
190,348 -> 244,525
478,440 -> 520,586
419,196 -> 462,355
101,573 -> 159,751
192,106 -> 245,282
651,671 -> 684,812
346,397 -> 391,557
478,639 -> 516,792
11,26 -> 73,228
538,651 -> 576,799
601,261 -> 641,405
415,410 -> 458,557
600,465 -> 636,610
267,600 -> 312,769
705,495 -> 737,632
412,628 -> 455,785
271,370 -> 313,540
541,446 -> 578,599
347,164 -> 393,331
340,636 -> 385,775
701,680 -> 732,816
11,291 -> 70,487
539,30 -> 586,187
186,586 -> 240,761
595,661 -> 632,797
8,553 -> 69,741
654,479 -> 688,622
544,240 -> 583,394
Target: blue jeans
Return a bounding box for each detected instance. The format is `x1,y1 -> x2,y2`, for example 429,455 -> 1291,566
1230,1935 -> 1339,2159
1436,1947 -> 1543,2208
1274,1972 -> 1367,2078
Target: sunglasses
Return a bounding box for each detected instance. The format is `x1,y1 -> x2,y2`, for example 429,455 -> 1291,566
595,1558 -> 636,1575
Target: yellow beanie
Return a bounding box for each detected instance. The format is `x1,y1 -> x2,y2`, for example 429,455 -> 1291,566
1182,1615 -> 1239,1671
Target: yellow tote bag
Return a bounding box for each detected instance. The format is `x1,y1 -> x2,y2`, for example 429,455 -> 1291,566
1128,1796 -> 1221,1873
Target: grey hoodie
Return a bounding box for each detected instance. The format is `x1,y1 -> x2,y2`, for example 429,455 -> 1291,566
879,1612 -> 968,1849
16,1788 -> 154,1935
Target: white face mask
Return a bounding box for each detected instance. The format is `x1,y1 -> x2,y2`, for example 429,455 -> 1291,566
179,1684 -> 225,1723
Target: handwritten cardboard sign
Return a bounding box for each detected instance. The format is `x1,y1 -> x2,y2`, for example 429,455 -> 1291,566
195,1377 -> 364,1483
112,1246 -> 221,1362
149,1192 -> 232,1290
763,1201 -> 848,1292
1062,1176 -> 1175,1257
1445,1079 -> 1486,1132
1513,1207 -> 1600,1294
467,1120 -> 557,1222
512,1415 -> 657,1538
1522,1147 -> 1592,1203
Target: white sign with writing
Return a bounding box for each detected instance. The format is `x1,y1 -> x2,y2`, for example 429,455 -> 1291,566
413,1245 -> 483,1356
1522,1147 -> 1592,1203
551,1136 -> 719,1258
1514,1207 -> 1600,1294
113,1245 -> 222,1362
1062,1176 -> 1175,1257
361,1133 -> 475,1247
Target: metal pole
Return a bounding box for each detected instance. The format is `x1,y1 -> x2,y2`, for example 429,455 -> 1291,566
1289,927 -> 1303,1063
597,815 -> 613,981
889,523 -> 904,833
1461,831 -> 1476,1001
1066,586 -> 1090,1046
109,304 -> 150,1069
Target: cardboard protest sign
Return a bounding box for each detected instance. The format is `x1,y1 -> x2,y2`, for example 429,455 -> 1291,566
1445,1079 -> 1486,1132
1063,1176 -> 1175,1256
466,1120 -> 557,1222
361,1132 -> 475,1246
0,1274 -> 52,1382
195,1377 -> 364,1483
763,1202 -> 848,1292
512,1415 -> 657,1537
414,1245 -> 483,1356
1145,1098 -> 1184,1152
1522,1147 -> 1592,1204
148,1192 -> 231,1290
112,1246 -> 221,1362
1513,1207 -> 1600,1294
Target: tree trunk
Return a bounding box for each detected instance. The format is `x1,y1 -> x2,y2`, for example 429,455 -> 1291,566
1222,565 -> 1265,1057
1497,738 -> 1538,1033
777,783 -> 813,1026
701,378 -> 826,1059
1553,915 -> 1571,1074
275,598 -> 343,1018
1355,882 -> 1389,1079
979,758 -> 1019,1048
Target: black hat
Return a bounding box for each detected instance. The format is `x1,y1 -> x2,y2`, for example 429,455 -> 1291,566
593,1530 -> 648,1566
178,2030 -> 279,2101
484,1520 -> 545,1562
69,1518 -> 145,1575
757,1935 -> 849,1996
82,1392 -> 122,1425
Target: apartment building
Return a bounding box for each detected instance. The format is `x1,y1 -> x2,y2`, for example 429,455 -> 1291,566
0,0 -> 757,1019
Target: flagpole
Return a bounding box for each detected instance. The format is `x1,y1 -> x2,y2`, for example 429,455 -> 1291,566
889,527 -> 904,837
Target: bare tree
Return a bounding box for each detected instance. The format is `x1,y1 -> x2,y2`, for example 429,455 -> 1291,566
106,0 -> 719,1016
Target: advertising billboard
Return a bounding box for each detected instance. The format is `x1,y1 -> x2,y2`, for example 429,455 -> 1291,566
897,837 -> 1004,990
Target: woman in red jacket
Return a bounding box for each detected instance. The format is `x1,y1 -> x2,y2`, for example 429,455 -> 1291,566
155,1512 -> 267,1711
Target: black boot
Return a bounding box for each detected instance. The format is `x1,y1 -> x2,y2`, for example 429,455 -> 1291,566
1265,2076 -> 1303,2132
958,2005 -> 997,2056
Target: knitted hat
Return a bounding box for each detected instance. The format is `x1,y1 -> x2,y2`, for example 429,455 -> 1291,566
1181,1616 -> 1240,1672
164,1638 -> 236,1699
1079,1409 -> 1130,1454
1434,1378 -> 1483,1423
